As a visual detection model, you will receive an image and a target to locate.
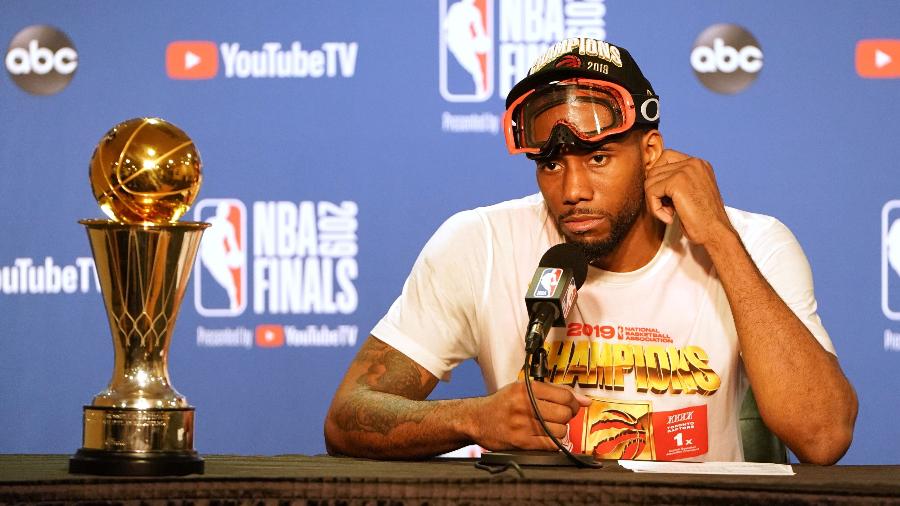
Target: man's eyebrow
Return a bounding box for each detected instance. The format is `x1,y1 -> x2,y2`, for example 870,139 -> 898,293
595,141 -> 622,150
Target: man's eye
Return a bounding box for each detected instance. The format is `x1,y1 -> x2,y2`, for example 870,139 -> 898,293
592,154 -> 607,164
540,161 -> 560,172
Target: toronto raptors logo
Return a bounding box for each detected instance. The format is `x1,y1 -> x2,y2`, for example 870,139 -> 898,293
590,409 -> 648,459
555,54 -> 582,69
567,399 -> 655,459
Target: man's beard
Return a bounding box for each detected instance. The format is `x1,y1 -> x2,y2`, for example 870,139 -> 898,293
557,175 -> 645,264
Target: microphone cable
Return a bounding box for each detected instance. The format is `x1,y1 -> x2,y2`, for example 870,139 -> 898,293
522,352 -> 604,468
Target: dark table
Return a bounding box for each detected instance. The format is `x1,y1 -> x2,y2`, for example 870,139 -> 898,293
1,454 -> 898,505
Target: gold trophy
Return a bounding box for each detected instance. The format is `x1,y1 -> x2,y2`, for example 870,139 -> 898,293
69,118 -> 208,476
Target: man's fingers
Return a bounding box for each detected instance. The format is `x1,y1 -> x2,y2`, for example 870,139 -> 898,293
653,148 -> 691,167
648,154 -> 715,186
533,399 -> 580,424
530,382 -> 587,417
645,176 -> 676,224
645,161 -> 687,184
573,390 -> 593,407
650,200 -> 675,224
482,382 -> 585,453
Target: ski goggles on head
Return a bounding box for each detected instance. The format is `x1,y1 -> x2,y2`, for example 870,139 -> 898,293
503,78 -> 658,155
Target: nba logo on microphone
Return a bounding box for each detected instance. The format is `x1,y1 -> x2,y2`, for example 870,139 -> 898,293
439,0 -> 493,102
882,201 -> 900,320
194,198 -> 248,317
534,268 -> 562,298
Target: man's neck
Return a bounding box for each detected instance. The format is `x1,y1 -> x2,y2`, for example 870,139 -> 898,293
590,211 -> 666,272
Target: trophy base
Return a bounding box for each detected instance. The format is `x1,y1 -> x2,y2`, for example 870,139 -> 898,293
69,448 -> 204,476
70,406 -> 203,476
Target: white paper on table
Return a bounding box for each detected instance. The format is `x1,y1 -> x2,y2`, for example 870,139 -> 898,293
618,460 -> 795,476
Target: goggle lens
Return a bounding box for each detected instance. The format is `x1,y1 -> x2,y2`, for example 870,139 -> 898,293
504,79 -> 638,154
522,88 -> 625,148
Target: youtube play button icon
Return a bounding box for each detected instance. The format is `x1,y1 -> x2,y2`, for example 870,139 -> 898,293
856,39 -> 900,78
185,51 -> 201,70
166,41 -> 218,80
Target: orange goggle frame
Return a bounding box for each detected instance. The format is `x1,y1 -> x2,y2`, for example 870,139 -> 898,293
503,78 -> 639,155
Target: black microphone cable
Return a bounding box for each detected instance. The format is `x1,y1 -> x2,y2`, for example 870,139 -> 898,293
521,352 -> 603,468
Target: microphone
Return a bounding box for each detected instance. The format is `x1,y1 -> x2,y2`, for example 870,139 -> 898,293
480,242 -> 601,469
524,243 -> 588,354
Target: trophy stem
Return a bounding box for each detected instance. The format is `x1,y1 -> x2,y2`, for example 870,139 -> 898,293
70,220 -> 208,476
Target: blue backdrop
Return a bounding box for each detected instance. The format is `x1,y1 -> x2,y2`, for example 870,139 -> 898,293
1,0 -> 898,464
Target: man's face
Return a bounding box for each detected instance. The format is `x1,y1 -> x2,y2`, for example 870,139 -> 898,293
534,130 -> 648,262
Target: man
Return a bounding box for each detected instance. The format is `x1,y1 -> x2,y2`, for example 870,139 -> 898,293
324,38 -> 857,464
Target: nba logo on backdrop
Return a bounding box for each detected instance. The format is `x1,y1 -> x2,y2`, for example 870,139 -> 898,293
439,0 -> 493,102
882,201 -> 900,320
194,199 -> 247,316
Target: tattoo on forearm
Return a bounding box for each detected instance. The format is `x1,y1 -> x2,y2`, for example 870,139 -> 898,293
356,340 -> 429,395
331,339 -> 435,435
333,392 -> 428,435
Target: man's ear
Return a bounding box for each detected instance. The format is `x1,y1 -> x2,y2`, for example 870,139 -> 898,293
640,129 -> 664,170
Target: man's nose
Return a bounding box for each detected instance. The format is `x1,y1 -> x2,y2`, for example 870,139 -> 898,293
562,163 -> 593,205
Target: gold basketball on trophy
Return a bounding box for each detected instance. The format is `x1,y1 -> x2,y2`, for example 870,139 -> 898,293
89,117 -> 202,224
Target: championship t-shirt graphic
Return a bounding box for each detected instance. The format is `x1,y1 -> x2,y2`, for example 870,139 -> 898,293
521,323 -> 720,461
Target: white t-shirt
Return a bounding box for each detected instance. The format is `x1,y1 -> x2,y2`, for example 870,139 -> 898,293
372,193 -> 835,461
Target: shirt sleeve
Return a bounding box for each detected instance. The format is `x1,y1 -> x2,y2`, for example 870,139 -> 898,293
740,215 -> 837,355
371,210 -> 487,380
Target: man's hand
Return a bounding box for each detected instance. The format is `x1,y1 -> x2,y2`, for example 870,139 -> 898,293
644,149 -> 736,246
471,381 -> 592,451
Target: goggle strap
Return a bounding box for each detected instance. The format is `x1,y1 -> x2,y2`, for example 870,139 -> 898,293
633,94 -> 660,124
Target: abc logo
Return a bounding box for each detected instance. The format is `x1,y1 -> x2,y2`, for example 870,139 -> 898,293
690,24 -> 763,94
5,25 -> 78,95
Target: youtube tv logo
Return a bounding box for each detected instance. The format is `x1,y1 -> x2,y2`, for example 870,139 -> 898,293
166,41 -> 218,79
856,39 -> 900,78
255,324 -> 285,348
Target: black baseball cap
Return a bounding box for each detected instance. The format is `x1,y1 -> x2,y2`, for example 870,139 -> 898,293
505,37 -> 660,127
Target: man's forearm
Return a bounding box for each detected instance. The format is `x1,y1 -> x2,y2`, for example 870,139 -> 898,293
324,336 -> 589,459
325,390 -> 479,459
324,336 -> 485,459
704,227 -> 857,464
